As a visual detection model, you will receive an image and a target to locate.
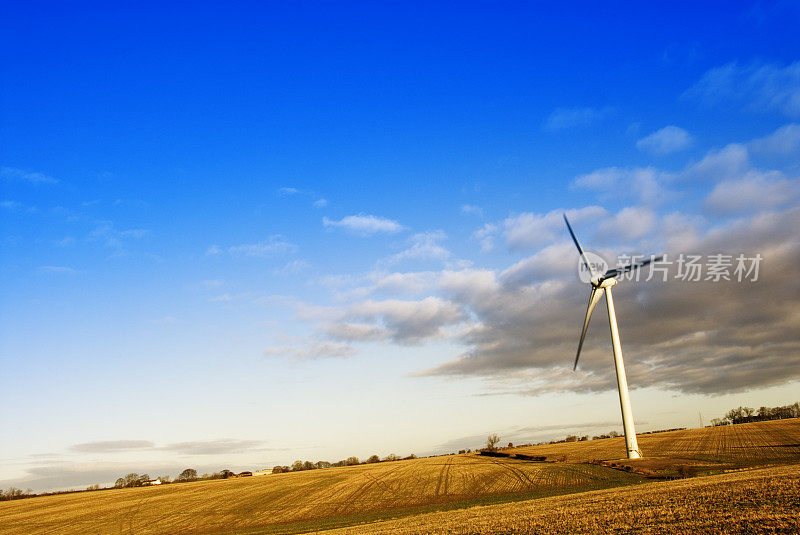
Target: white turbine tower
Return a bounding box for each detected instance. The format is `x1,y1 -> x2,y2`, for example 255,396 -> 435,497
564,214 -> 661,460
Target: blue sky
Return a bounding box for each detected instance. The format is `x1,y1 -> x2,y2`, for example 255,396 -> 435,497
2,1 -> 800,491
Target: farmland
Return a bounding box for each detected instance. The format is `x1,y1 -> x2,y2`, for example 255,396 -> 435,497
1,419 -> 798,534
328,464 -> 800,534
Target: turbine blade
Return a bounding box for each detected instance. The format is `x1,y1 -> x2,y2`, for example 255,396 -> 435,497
564,214 -> 596,278
602,255 -> 663,281
574,287 -> 604,371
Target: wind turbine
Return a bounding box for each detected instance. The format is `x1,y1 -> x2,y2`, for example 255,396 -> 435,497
564,214 -> 660,460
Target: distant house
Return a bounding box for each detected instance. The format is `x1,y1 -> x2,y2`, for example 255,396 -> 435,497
252,469 -> 271,477
142,478 -> 162,486
237,471 -> 253,477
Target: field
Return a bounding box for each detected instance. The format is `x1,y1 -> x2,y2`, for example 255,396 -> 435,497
327,464 -> 800,534
1,419 -> 798,534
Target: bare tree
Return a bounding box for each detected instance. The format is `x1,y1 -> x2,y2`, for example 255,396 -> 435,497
486,434 -> 500,452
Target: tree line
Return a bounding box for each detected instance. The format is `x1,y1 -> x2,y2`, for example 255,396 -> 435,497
271,453 -> 414,473
711,402 -> 800,426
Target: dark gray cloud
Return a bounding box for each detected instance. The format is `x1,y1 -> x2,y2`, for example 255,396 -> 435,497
419,207 -> 800,396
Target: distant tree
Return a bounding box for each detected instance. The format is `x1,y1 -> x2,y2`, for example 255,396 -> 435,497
383,453 -> 399,462
366,455 -> 380,463
138,474 -> 151,485
114,478 -> 125,488
345,456 -> 360,466
486,434 -> 500,452
316,461 -> 332,469
565,435 -> 578,442
121,473 -> 142,488
507,442 -> 514,448
458,450 -> 466,454
177,468 -> 198,482
404,453 -> 417,460
219,469 -> 234,479
291,460 -> 304,472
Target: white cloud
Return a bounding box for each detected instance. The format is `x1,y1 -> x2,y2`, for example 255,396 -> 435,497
228,235 -> 297,257
636,126 -> 693,155
263,342 -> 357,360
574,167 -> 667,205
277,187 -> 300,196
543,106 -> 614,131
749,123 -> 800,155
686,60 -> 800,117
1,166 -> 58,184
323,214 -> 404,235
472,223 -> 497,252
681,143 -> 750,181
704,174 -> 798,215
37,266 -> 80,275
313,198 -> 328,208
382,231 -> 450,265
503,207 -> 607,250
461,204 -> 483,216
598,206 -> 657,241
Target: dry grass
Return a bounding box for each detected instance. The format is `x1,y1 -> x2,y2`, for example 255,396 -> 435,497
2,419 -> 797,534
0,454 -> 640,534
510,418 -> 800,463
326,464 -> 800,534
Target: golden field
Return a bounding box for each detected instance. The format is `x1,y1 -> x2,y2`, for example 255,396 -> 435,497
1,419 -> 798,534
328,464 -> 800,534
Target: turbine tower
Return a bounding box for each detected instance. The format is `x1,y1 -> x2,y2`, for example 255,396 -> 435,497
564,214 -> 660,460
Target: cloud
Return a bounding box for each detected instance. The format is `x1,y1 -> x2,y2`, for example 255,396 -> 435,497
277,187 -> 327,208
704,174 -> 798,215
228,235 -> 297,257
159,439 -> 265,455
417,206 -> 800,396
749,123 -> 800,155
461,204 -> 483,216
472,223 -> 498,252
681,143 -> 750,181
0,166 -> 58,184
88,221 -> 148,252
686,60 -> 800,117
636,126 -> 693,155
346,296 -> 464,344
573,167 -> 667,205
382,231 -> 450,265
263,342 -> 357,360
324,322 -> 388,342
69,440 -> 155,453
37,266 -> 80,275
503,207 -> 607,250
598,206 -> 657,241
543,106 -> 614,131
323,214 -> 404,236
